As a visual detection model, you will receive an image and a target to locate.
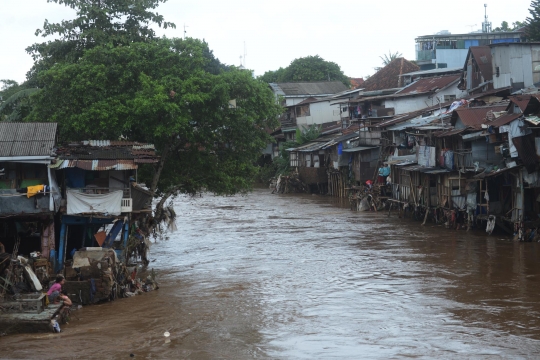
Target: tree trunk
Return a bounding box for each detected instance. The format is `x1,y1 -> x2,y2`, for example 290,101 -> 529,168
150,138 -> 174,195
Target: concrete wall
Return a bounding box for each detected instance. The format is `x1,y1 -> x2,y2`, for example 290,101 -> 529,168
436,49 -> 469,68
296,101 -> 341,128
384,84 -> 467,115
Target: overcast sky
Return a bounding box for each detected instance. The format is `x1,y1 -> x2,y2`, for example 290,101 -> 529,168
0,0 -> 534,85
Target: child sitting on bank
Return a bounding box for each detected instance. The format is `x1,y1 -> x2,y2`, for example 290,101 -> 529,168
47,275 -> 72,306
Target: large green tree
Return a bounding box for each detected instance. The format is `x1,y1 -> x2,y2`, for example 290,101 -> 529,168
0,80 -> 38,121
26,0 -> 175,83
259,55 -> 349,86
527,1 -> 540,40
27,38 -> 282,196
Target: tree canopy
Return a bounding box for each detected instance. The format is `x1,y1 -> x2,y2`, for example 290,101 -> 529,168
527,1 -> 540,41
26,0 -> 175,83
380,51 -> 402,66
27,37 -> 282,195
493,20 -> 526,32
259,55 -> 349,86
20,0 -> 282,200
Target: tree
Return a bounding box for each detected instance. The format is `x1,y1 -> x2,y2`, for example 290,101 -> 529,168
259,67 -> 286,83
26,0 -> 175,83
0,80 -> 38,121
380,51 -> 402,66
527,1 -> 540,40
259,56 -> 349,86
27,38 -> 282,197
493,20 -> 526,32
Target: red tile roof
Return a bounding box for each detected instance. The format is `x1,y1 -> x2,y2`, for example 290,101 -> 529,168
362,58 -> 419,91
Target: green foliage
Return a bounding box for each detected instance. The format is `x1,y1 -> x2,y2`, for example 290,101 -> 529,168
527,1 -> 540,41
28,38 -> 282,195
295,124 -> 321,145
258,67 -> 286,83
26,0 -> 175,83
493,20 -> 526,32
380,51 -> 402,66
0,81 -> 38,121
258,55 -> 349,86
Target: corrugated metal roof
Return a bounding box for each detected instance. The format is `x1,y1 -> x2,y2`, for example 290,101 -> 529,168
395,75 -> 461,96
402,67 -> 462,77
435,127 -> 469,137
342,146 -> 377,153
488,113 -> 522,127
469,47 -> 493,81
508,95 -> 531,111
0,122 -> 57,157
50,159 -> 138,170
454,106 -> 507,128
387,113 -> 449,131
271,81 -> 348,96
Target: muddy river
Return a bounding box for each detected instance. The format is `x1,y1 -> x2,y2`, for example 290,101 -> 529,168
2,188 -> 540,359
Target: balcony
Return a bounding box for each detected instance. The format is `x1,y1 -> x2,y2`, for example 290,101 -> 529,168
0,189 -> 52,216
416,50 -> 435,62
66,187 -> 133,215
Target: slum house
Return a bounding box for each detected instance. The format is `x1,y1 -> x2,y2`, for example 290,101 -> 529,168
330,58 -> 419,122
50,140 -> 158,274
0,123 -> 59,287
354,74 -> 467,116
458,46 -> 494,95
268,82 -> 352,161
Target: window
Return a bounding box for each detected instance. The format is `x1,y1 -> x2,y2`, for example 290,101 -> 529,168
444,95 -> 456,102
295,104 -> 310,117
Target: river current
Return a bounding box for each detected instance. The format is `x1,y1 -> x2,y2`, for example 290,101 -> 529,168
2,187 -> 540,359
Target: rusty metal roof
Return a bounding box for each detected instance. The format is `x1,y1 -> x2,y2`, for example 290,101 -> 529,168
508,95 -> 531,111
395,75 -> 461,96
271,81 -> 348,96
434,127 -> 470,137
0,122 -> 57,157
50,159 -> 139,170
488,113 -> 522,127
454,106 -> 507,129
469,47 -> 493,81
56,141 -> 158,163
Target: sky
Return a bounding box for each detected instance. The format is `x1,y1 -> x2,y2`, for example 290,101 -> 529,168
0,0 -> 535,85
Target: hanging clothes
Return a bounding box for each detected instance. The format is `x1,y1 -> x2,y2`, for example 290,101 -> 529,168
27,184 -> 45,198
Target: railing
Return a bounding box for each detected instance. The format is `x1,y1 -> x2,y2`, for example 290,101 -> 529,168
69,187 -> 133,213
454,150 -> 473,170
72,187 -> 131,198
416,50 -> 435,62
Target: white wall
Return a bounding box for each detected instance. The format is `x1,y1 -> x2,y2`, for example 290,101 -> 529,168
436,49 -> 469,69
295,101 -> 341,127
384,84 -> 467,114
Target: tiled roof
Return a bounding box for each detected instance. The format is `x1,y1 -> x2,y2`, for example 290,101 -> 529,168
0,122 -> 57,157
362,58 -> 419,91
271,81 -> 349,96
395,75 -> 460,96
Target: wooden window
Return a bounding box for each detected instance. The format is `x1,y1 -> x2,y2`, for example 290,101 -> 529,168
295,104 -> 310,117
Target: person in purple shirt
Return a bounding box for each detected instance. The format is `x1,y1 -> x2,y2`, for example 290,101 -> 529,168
47,275 -> 72,306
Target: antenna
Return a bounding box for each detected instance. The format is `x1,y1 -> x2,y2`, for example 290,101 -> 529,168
467,24 -> 477,32
183,23 -> 189,39
482,4 -> 492,33
243,41 -> 247,68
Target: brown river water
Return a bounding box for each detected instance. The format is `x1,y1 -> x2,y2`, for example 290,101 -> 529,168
2,187 -> 540,359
